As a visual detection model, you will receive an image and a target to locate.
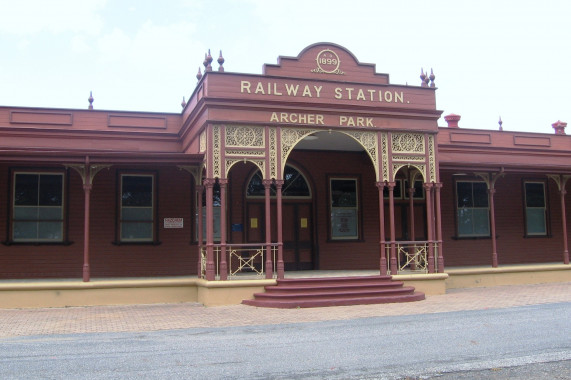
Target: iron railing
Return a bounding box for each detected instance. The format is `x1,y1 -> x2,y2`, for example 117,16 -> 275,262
200,243 -> 278,279
384,241 -> 439,274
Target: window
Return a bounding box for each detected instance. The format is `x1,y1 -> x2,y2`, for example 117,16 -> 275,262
456,181 -> 489,237
524,181 -> 547,236
246,165 -> 311,198
404,179 -> 425,199
12,172 -> 64,242
120,174 -> 154,242
197,182 -> 221,241
330,178 -> 359,240
383,179 -> 402,199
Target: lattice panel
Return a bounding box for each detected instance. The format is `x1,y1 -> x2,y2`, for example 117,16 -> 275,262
269,127 -> 278,179
392,155 -> 425,162
393,163 -> 426,182
225,149 -> 265,157
281,128 -> 311,168
381,132 -> 389,182
428,135 -> 436,182
391,132 -> 425,154
226,159 -> 265,178
200,131 -> 206,153
344,130 -> 378,179
213,125 -> 221,178
225,126 -> 265,147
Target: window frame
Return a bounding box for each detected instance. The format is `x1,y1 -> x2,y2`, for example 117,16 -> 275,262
117,172 -> 158,244
10,170 -> 67,244
455,179 -> 490,238
245,164 -> 312,199
523,180 -> 549,237
328,176 -> 361,241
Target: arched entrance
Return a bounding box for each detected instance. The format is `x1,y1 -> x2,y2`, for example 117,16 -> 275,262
245,164 -> 313,270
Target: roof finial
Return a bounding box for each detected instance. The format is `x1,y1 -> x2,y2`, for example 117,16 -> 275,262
429,68 -> 435,87
88,91 -> 94,110
196,67 -> 202,81
206,49 -> 213,72
181,96 -> 187,109
217,50 -> 225,72
420,69 -> 427,87
498,116 -> 503,131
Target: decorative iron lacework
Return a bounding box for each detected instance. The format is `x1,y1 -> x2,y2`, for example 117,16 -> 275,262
344,130 -> 379,179
177,165 -> 202,184
391,133 -> 425,154
381,132 -> 389,182
200,131 -> 206,153
225,149 -> 265,157
226,159 -> 265,178
393,163 -> 426,182
269,127 -> 277,179
428,135 -> 436,182
213,125 -> 221,178
392,155 -> 425,162
225,126 -> 264,147
281,128 -> 310,170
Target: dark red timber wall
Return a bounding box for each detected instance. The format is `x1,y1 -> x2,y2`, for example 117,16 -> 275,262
440,171 -> 566,266
0,164 -> 198,279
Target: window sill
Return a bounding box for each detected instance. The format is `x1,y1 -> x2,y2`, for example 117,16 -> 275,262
2,240 -> 73,246
112,241 -> 162,246
451,235 -> 493,240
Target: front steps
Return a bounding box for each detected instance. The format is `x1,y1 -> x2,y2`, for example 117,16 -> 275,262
242,275 -> 425,308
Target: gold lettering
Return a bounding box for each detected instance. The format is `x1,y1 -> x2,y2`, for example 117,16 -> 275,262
270,112 -> 279,122
307,114 -> 315,124
347,117 -> 355,127
384,91 -> 393,102
368,89 -> 376,101
357,117 -> 364,127
240,81 -> 251,94
298,114 -> 307,123
314,85 -> 322,97
339,116 -> 347,125
356,89 -> 366,101
316,115 -> 324,124
394,91 -> 404,103
280,113 -> 289,122
273,83 -> 282,96
334,87 -> 343,99
366,118 -> 374,127
255,82 -> 265,95
285,84 -> 299,96
290,113 -> 297,123
345,88 -> 354,100
302,85 -> 312,97
378,90 -> 383,102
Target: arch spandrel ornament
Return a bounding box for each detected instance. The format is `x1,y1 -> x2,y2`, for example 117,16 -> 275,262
391,132 -> 425,154
225,125 -> 265,148
392,163 -> 426,182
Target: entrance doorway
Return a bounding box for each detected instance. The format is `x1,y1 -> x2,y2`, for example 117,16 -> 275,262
282,203 -> 313,270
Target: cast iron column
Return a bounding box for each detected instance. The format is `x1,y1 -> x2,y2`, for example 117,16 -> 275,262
82,179 -> 92,282
560,187 -> 570,264
218,179 -> 228,280
489,188 -> 498,268
196,185 -> 204,278
388,182 -> 397,274
434,183 -> 445,272
425,183 -> 435,273
204,179 -> 215,281
275,180 -> 285,279
376,182 -> 387,275
263,179 -> 273,279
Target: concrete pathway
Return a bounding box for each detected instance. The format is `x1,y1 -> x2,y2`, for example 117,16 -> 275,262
0,282 -> 569,338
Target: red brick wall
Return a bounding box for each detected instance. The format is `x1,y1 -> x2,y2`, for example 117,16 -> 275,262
0,164 -> 198,279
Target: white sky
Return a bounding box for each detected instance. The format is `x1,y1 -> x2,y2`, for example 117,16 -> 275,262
1,0 -> 570,134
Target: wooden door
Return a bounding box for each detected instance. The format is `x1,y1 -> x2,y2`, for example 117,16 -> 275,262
283,202 -> 313,270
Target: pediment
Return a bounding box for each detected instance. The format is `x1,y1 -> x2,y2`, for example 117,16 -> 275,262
263,42 -> 390,85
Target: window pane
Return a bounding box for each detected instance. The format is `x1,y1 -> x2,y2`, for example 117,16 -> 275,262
473,209 -> 490,235
13,206 -> 39,220
282,166 -> 310,197
457,208 -> 473,236
331,180 -> 357,207
122,176 -> 153,207
525,183 -> 545,207
331,208 -> 358,238
13,222 -> 38,240
246,172 -> 265,196
473,182 -> 489,207
457,182 -> 473,207
122,207 -> 153,221
39,207 -> 63,220
14,174 -> 38,206
526,208 -> 546,234
121,222 -> 153,240
38,222 -> 63,240
39,175 -> 63,206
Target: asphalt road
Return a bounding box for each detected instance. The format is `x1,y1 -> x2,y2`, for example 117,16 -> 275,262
0,302 -> 569,379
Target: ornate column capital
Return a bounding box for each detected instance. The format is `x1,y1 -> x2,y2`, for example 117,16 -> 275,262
375,181 -> 385,190
262,179 -> 274,188
217,178 -> 228,186
423,182 -> 434,190
387,181 -> 396,190
203,178 -> 216,187
274,179 -> 284,188
488,188 -> 496,195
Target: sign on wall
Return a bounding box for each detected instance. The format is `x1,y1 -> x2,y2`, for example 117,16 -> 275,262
164,218 -> 184,228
